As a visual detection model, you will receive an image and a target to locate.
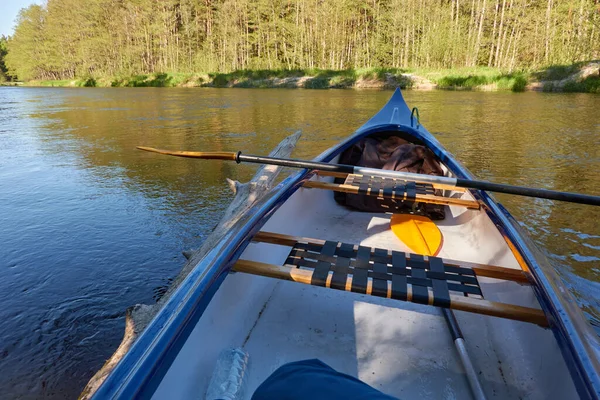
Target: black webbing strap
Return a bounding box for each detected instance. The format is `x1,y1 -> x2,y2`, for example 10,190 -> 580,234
311,240 -> 337,287
371,176 -> 382,197
371,248 -> 389,297
429,257 -> 451,307
382,181 -> 394,198
405,181 -> 417,203
390,251 -> 408,301
285,239 -> 482,307
331,255 -> 350,290
407,254 -> 428,304
351,246 -> 371,294
358,175 -> 370,196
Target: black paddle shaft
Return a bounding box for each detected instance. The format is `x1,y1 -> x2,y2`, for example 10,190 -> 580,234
237,153 -> 355,173
457,178 -> 600,206
237,153 -> 600,206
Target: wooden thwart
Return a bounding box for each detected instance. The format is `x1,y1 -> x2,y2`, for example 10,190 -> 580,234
233,259 -> 547,326
239,231 -> 546,326
303,180 -> 479,209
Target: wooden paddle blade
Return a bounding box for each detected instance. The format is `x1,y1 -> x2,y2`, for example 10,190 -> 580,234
390,214 -> 443,256
137,146 -> 238,161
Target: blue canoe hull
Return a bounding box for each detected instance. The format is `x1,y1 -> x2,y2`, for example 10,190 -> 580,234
92,88 -> 600,399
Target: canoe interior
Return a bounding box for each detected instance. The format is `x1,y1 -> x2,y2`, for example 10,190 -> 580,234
152,130 -> 578,399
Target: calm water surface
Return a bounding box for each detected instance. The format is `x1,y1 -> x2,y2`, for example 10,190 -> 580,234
0,87 -> 599,399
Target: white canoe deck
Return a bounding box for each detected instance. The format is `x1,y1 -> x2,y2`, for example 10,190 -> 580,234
152,173 -> 578,399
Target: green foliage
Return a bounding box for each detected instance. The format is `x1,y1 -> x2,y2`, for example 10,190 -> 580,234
110,73 -> 175,87
19,65 -> 599,93
0,36 -> 9,81
562,76 -> 600,94
209,73 -> 230,88
542,82 -> 556,92
531,62 -> 589,81
32,79 -> 73,86
496,74 -> 528,92
436,75 -> 491,89
427,68 -> 529,92
328,75 -> 356,88
511,76 -> 528,92
4,5 -> 48,81
303,76 -> 333,89
303,69 -> 356,88
76,77 -> 97,87
208,69 -> 308,87
356,67 -> 408,80
531,62 -> 600,93
4,0 -> 600,83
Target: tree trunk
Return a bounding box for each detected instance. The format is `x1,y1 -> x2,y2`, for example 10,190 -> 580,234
494,0 -> 506,68
488,0 -> 499,66
466,0 -> 477,65
473,0 -> 486,66
545,0 -> 553,63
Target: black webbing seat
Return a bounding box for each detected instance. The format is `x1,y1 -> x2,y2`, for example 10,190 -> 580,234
345,174 -> 436,202
239,232 -> 547,325
285,239 -> 482,307
303,173 -> 480,209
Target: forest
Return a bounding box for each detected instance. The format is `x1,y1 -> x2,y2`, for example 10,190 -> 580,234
1,0 -> 599,84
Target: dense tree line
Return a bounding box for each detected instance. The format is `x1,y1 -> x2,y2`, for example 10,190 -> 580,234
3,0 -> 600,81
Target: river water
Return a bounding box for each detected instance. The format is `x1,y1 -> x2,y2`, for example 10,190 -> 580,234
0,87 -> 598,399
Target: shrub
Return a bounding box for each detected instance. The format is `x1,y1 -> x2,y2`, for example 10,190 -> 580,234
511,75 -> 528,92
303,76 -> 330,89
77,77 -> 96,87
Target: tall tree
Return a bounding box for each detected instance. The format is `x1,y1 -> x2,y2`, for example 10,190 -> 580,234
0,36 -> 9,82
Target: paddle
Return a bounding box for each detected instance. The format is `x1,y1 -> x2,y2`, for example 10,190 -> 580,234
390,214 -> 443,256
390,214 -> 487,400
136,147 -> 600,206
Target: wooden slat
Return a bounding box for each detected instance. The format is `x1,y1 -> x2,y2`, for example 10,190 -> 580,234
253,231 -> 530,284
315,171 -> 467,192
233,259 -> 548,327
303,180 -> 480,209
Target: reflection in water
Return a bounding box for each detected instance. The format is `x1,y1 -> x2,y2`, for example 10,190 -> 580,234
0,87 -> 598,399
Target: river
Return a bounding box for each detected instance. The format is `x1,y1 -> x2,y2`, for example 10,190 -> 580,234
0,87 -> 598,399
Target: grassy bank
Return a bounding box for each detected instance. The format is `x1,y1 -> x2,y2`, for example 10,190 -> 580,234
417,67 -> 528,91
19,62 -> 600,93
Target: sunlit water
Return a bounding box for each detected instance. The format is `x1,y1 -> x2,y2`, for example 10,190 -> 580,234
0,87 -> 598,399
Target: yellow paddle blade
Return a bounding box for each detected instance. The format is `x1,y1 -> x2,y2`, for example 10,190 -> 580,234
390,214 -> 443,256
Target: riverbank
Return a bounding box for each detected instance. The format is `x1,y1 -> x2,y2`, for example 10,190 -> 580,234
12,62 -> 600,93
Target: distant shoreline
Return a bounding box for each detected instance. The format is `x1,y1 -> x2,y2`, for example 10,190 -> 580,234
5,62 -> 599,93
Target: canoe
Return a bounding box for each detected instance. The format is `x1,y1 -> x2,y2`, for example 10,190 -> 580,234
93,89 -> 600,399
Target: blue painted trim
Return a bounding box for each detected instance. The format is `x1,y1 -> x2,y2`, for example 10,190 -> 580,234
93,88 -> 600,400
